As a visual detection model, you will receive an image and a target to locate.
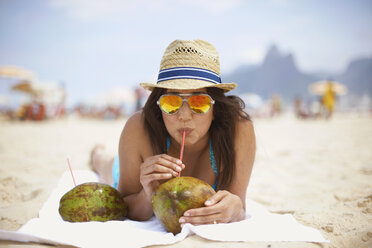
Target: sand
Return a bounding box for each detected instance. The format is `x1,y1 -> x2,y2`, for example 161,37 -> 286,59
0,113 -> 371,248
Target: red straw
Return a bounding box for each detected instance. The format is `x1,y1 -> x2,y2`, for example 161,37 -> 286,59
67,158 -> 77,187
178,131 -> 186,177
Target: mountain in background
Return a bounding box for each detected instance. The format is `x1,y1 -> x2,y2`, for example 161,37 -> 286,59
335,57 -> 372,96
223,45 -> 372,103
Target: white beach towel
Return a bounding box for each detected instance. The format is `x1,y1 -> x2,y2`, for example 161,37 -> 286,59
0,170 -> 328,247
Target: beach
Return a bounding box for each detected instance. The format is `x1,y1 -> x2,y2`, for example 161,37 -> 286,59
0,113 -> 371,248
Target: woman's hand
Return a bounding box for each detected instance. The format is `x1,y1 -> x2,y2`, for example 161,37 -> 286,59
140,154 -> 185,199
178,190 -> 245,226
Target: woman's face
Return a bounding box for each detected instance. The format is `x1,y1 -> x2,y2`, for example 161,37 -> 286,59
161,88 -> 214,146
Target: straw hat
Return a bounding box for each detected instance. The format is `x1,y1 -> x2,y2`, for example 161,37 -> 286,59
140,39 -> 236,92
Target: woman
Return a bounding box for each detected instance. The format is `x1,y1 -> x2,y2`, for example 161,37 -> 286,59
92,39 -> 256,226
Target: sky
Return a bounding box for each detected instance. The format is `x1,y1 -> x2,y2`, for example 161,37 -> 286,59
0,0 -> 371,106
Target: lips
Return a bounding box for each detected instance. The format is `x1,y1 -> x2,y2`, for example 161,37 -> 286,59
179,128 -> 192,136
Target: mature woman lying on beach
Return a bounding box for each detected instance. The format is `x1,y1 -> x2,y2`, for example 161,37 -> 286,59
91,39 -> 256,226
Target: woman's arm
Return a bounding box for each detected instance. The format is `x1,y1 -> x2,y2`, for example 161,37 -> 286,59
223,119 -> 256,219
180,119 -> 256,224
117,112 -> 152,220
117,112 -> 185,221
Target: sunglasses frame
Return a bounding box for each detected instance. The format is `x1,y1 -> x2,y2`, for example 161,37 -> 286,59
157,93 -> 215,115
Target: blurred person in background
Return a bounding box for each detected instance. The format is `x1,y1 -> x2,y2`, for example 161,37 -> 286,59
321,82 -> 336,119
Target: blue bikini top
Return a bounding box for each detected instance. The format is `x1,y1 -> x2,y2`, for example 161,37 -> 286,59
166,137 -> 218,190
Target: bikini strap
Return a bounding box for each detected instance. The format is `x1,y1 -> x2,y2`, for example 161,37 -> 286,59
209,139 -> 218,176
166,137 -> 171,152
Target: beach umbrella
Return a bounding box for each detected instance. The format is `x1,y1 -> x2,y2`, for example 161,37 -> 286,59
11,81 -> 34,94
308,80 -> 347,96
11,80 -> 65,105
0,65 -> 36,80
0,65 -> 37,93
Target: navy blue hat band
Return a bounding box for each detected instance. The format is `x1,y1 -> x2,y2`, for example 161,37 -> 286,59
157,67 -> 221,84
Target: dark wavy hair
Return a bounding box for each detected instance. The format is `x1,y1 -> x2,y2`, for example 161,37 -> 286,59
142,87 -> 251,189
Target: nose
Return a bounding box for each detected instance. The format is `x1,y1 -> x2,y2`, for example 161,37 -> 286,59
177,101 -> 192,121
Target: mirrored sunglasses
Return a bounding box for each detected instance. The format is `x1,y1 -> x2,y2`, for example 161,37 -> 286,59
157,93 -> 215,115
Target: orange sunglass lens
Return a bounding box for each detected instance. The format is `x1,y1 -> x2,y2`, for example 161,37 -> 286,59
188,95 -> 211,114
160,95 -> 182,114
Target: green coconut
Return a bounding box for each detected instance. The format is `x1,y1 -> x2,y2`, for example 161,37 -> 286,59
152,176 -> 216,234
59,182 -> 127,222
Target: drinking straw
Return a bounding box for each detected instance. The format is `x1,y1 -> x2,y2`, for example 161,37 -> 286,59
178,130 -> 186,177
67,158 -> 77,187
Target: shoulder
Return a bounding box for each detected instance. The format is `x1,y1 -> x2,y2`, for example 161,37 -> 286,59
123,111 -> 146,133
236,118 -> 254,134
119,111 -> 148,148
235,118 -> 255,149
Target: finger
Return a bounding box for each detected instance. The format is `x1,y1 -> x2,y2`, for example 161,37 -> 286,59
157,153 -> 183,164
147,155 -> 184,173
142,163 -> 178,177
182,191 -> 227,218
183,204 -> 220,218
141,173 -> 173,184
204,190 -> 229,206
157,154 -> 186,170
141,156 -> 182,173
181,204 -> 228,225
158,156 -> 184,172
179,213 -> 221,225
